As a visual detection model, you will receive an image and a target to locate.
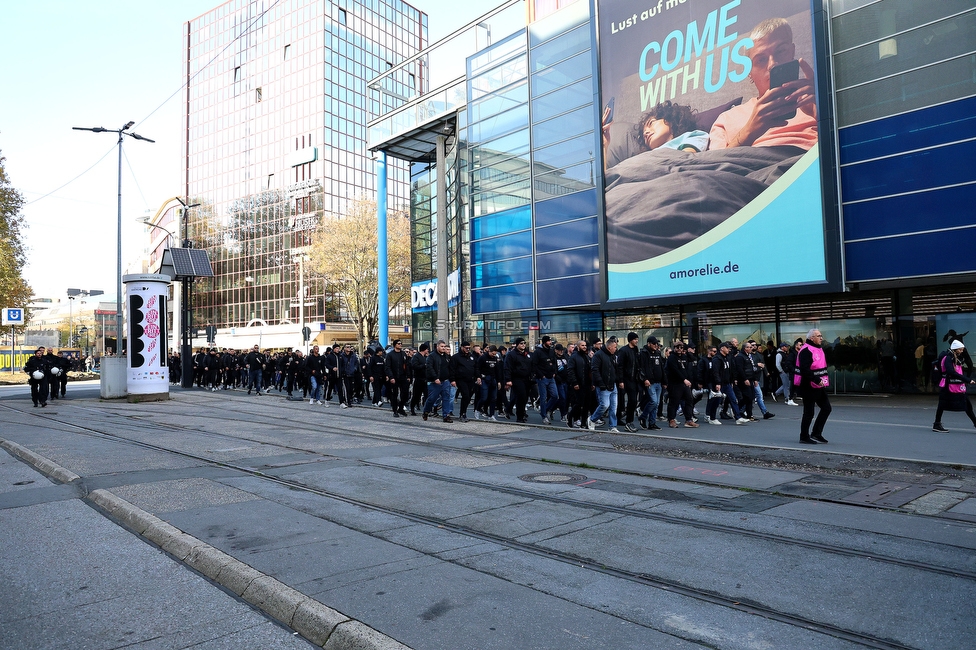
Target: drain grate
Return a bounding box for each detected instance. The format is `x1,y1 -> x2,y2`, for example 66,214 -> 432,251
519,472 -> 588,484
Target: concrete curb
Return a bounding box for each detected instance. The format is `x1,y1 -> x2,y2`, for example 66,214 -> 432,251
0,439 -> 81,484
0,438 -> 414,650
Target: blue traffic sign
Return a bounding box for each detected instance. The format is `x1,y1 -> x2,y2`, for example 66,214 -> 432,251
2,308 -> 25,325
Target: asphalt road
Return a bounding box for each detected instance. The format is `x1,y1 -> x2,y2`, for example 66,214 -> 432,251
1,382 -> 975,649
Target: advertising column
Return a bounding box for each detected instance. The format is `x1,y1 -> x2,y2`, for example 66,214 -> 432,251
597,0 -> 838,303
124,274 -> 170,401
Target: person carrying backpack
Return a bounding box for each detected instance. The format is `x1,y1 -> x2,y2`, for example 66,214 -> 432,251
933,340 -> 976,432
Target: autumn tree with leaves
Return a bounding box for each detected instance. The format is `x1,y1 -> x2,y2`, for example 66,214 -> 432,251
309,198 -> 410,348
0,151 -> 33,333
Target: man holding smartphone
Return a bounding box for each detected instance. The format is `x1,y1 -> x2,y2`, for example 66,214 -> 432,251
709,17 -> 817,151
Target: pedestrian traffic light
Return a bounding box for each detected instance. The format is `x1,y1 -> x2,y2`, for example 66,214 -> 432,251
302,326 -> 311,342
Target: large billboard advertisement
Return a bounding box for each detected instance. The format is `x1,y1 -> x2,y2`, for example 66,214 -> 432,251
598,0 -> 833,302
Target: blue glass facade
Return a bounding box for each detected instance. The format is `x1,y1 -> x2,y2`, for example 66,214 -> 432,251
467,0 -> 600,315
833,0 -> 976,283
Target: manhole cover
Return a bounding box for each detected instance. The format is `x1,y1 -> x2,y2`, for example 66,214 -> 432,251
519,472 -> 588,484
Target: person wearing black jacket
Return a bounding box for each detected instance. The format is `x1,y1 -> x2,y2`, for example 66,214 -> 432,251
274,351 -> 289,392
323,345 -> 340,402
43,349 -> 62,401
24,347 -> 51,407
283,349 -> 301,397
665,342 -> 698,427
749,340 -> 775,419
451,341 -> 479,422
733,342 -> 759,420
477,346 -> 502,420
638,336 -> 665,430
566,340 -> 592,428
700,346 -> 724,424
367,347 -> 387,407
712,343 -> 747,424
553,344 -> 570,422
532,336 -> 559,424
221,349 -> 237,390
385,339 -> 409,417
201,348 -> 220,392
616,332 -> 641,432
338,345 -> 360,407
305,346 -> 327,404
409,343 -> 429,415
587,337 -> 619,431
423,340 -> 454,422
504,338 -> 533,423
797,329 -> 832,443
53,351 -> 72,398
192,347 -> 208,387
244,345 -> 267,396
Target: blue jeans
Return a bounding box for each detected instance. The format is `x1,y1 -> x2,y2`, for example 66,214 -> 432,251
753,384 -> 768,415
591,386 -> 618,428
480,380 -> 498,416
309,376 -> 323,401
721,383 -> 742,418
248,369 -> 262,393
423,380 -> 453,416
537,377 -> 558,416
776,371 -> 792,398
556,381 -> 568,417
641,383 -> 662,425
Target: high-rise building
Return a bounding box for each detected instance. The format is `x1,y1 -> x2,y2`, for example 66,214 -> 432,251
372,0 -> 976,392
181,0 -> 426,347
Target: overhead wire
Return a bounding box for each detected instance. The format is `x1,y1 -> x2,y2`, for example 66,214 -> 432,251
122,147 -> 150,211
24,144 -> 117,206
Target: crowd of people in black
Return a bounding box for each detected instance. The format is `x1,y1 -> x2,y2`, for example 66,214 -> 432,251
164,334 -> 832,434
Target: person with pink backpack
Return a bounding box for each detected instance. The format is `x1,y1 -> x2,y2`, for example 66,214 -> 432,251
933,340 -> 976,433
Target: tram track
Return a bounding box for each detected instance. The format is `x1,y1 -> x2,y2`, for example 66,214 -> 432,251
6,397 -> 976,581
3,399 -> 972,648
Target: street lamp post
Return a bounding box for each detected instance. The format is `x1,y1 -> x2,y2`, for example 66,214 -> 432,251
174,198 -> 200,389
138,216 -> 174,247
72,122 -> 154,352
78,326 -> 89,356
68,295 -> 74,348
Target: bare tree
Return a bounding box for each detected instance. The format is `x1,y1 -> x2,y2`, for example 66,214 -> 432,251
309,198 -> 410,348
0,151 -> 33,331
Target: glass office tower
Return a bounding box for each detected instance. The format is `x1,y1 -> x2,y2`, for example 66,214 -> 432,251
184,0 -> 425,333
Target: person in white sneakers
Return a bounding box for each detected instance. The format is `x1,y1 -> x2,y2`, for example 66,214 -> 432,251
773,341 -> 795,404
933,340 -> 976,432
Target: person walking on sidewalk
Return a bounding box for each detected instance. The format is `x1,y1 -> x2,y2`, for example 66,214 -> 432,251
587,336 -> 620,432
933,340 -> 976,432
24,347 -> 51,407
796,329 -> 832,444
774,341 -> 798,405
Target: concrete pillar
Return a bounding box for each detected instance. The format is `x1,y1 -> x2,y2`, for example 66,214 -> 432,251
435,135 -> 450,344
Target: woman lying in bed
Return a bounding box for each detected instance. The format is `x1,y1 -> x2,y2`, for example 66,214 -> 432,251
602,101 -> 709,171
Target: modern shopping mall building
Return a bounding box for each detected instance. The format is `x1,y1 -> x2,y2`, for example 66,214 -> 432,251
366,0 -> 976,392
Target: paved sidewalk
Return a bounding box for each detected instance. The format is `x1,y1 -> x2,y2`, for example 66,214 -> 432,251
0,447 -> 315,650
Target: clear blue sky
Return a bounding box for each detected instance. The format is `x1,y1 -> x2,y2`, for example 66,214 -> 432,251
0,0 -> 493,300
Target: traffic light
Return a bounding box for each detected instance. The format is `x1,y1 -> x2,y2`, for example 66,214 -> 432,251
302,326 -> 311,342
